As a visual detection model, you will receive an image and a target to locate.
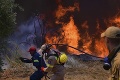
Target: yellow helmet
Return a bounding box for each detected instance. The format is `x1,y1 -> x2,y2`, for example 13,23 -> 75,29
57,52 -> 68,64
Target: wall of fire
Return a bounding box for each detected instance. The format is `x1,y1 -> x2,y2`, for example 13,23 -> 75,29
14,0 -> 120,57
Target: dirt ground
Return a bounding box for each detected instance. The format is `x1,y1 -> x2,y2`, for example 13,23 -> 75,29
0,61 -> 110,80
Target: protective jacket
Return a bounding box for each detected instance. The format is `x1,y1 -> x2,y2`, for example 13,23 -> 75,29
21,52 -> 47,80
43,49 -> 66,80
32,52 -> 46,69
110,50 -> 120,80
22,52 -> 46,69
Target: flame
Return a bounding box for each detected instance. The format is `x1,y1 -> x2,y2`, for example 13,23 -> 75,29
95,39 -> 109,57
55,2 -> 79,22
61,17 -> 80,54
46,18 -> 109,57
46,3 -> 80,54
111,17 -> 120,27
114,17 -> 120,23
81,32 -> 92,54
55,5 -> 75,19
46,17 -> 80,54
45,2 -> 120,58
107,12 -> 120,27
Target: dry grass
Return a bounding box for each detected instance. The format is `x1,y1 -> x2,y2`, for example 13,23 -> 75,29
1,64 -> 34,80
0,60 -> 110,80
65,61 -> 110,80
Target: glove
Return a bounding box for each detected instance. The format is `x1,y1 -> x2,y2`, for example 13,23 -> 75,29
46,44 -> 52,48
19,57 -> 24,62
103,57 -> 111,70
41,67 -> 45,71
19,57 -> 29,62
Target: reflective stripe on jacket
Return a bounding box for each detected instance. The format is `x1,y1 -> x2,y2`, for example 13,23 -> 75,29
32,52 -> 46,69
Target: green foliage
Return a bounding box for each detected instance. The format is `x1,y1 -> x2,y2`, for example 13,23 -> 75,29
0,0 -> 16,39
0,0 -> 17,72
0,57 -> 3,72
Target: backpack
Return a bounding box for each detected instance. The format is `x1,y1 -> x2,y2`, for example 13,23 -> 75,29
49,49 -> 68,64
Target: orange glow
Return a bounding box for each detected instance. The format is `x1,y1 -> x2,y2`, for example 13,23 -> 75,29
46,18 -> 109,57
45,3 -> 120,58
61,17 -> 80,54
114,17 -> 120,23
46,17 -> 80,54
55,5 -> 75,19
112,17 -> 120,27
55,3 -> 80,19
107,14 -> 120,27
95,39 -> 109,58
81,32 -> 92,54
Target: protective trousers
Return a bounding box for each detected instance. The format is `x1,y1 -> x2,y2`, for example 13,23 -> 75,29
30,70 -> 44,80
50,73 -> 65,80
50,65 -> 65,80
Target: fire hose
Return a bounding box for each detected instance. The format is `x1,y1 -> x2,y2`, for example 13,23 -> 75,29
49,43 -> 104,59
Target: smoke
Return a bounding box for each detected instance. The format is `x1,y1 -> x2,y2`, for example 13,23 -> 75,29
8,16 -> 46,58
15,0 -> 120,35
15,0 -> 58,25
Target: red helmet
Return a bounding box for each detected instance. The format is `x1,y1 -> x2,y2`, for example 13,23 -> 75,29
28,46 -> 36,52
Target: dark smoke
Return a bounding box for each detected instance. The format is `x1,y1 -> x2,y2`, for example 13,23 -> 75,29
15,0 -> 120,30
15,0 -> 58,25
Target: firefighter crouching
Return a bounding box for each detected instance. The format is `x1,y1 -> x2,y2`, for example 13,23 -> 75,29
19,46 -> 47,80
38,44 -> 68,80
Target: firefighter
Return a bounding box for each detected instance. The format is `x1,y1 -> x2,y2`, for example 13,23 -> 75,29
101,26 -> 120,80
19,46 -> 47,80
38,44 -> 68,80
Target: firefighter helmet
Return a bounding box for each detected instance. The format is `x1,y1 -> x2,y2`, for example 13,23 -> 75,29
57,52 -> 68,64
101,26 -> 120,38
28,46 -> 36,52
